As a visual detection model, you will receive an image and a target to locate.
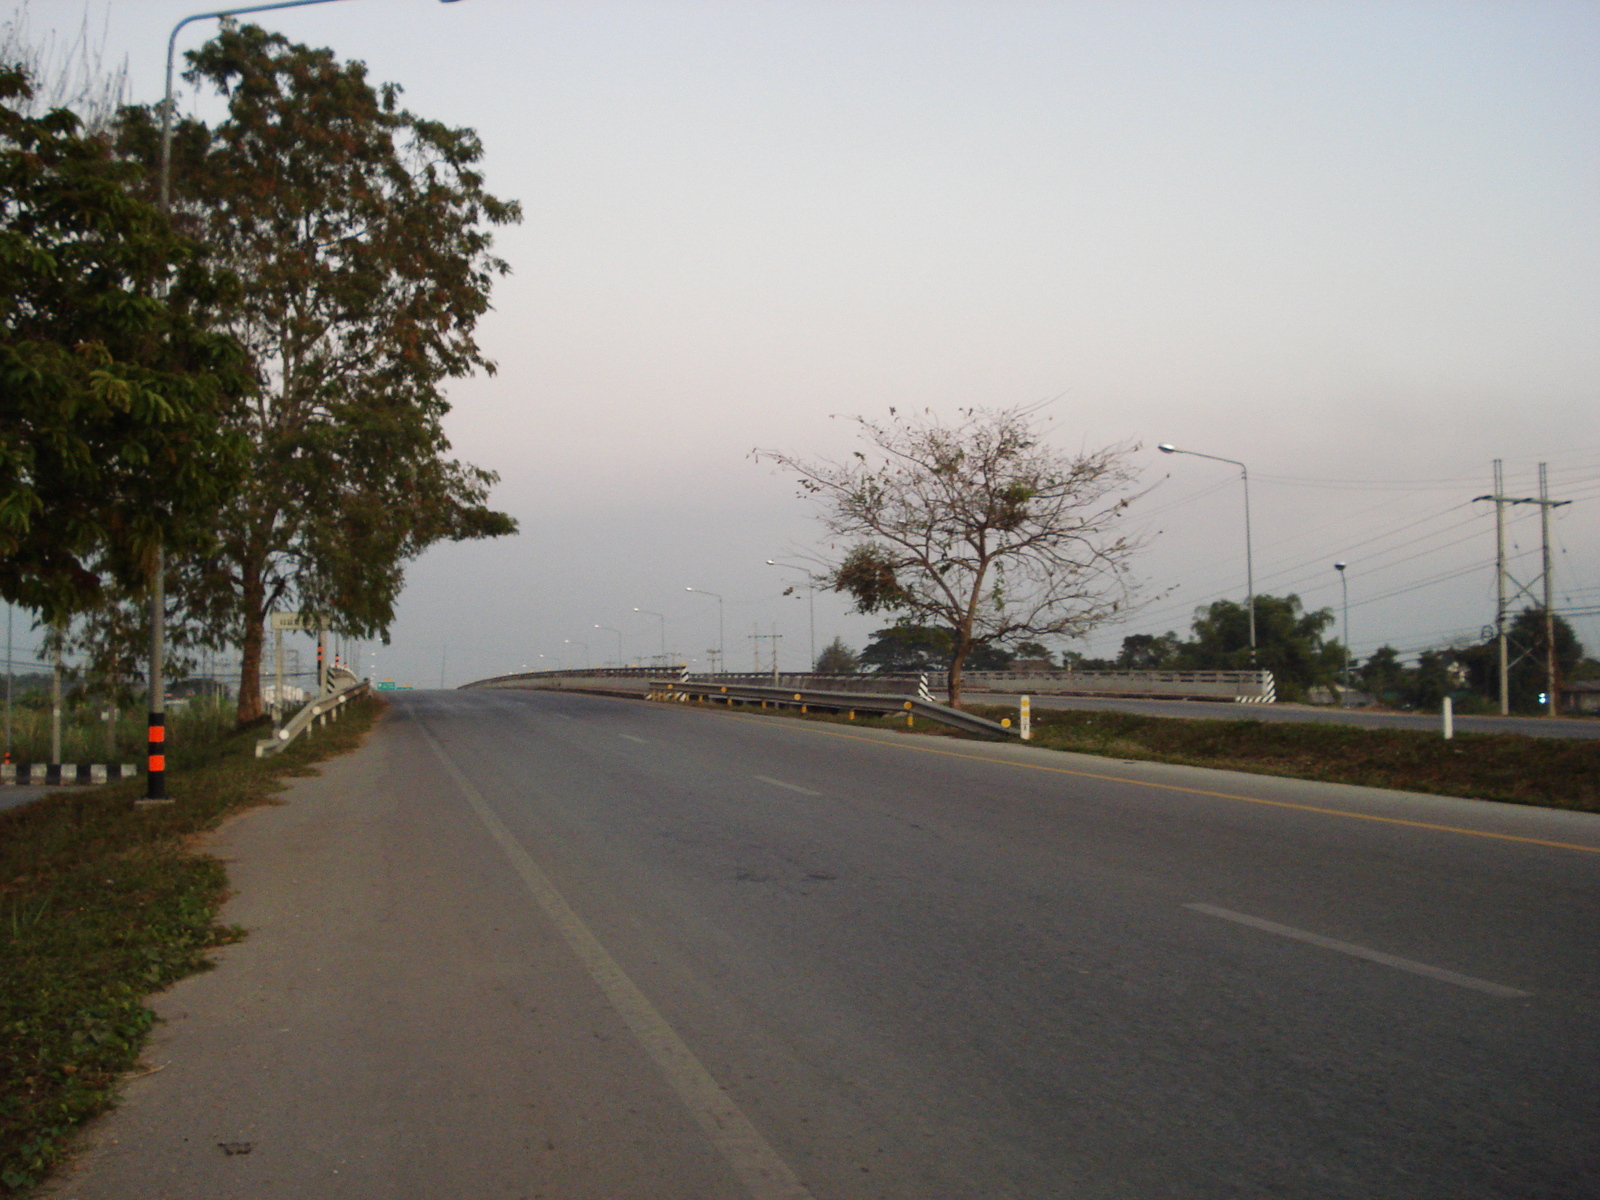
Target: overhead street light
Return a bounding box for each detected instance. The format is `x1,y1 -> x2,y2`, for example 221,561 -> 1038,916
766,560 -> 817,670
1158,442 -> 1256,661
594,625 -> 623,667
144,0 -> 467,806
685,588 -> 724,674
633,608 -> 666,664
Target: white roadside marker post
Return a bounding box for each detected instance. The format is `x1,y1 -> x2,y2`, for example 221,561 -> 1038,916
1020,695 -> 1032,741
1442,696 -> 1454,741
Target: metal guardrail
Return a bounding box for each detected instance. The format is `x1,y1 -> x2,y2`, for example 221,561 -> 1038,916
255,676 -> 370,758
645,679 -> 1017,739
706,669 -> 1277,704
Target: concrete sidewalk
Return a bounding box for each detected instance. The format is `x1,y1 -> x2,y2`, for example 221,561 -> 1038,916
45,714 -> 741,1200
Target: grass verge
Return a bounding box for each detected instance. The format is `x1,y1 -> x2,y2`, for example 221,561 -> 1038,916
701,698 -> 1600,813
0,695 -> 384,1196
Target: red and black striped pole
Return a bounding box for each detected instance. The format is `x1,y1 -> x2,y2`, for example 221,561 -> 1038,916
146,712 -> 166,800
140,543 -> 170,806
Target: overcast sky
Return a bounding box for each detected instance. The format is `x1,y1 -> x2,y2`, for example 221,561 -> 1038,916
17,0 -> 1600,685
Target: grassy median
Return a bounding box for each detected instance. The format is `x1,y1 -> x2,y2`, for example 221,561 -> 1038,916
956,705 -> 1600,812
0,696 -> 383,1196
707,697 -> 1600,813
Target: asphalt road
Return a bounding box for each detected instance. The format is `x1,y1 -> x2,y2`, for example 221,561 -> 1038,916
57,688 -> 1600,1199
969,689 -> 1600,739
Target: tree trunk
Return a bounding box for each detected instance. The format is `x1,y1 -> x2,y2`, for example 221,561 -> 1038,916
947,631 -> 970,709
236,564 -> 266,725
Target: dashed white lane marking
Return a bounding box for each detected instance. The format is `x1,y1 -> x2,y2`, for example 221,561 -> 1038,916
618,734 -> 647,743
1185,903 -> 1531,999
754,775 -> 821,797
417,722 -> 815,1200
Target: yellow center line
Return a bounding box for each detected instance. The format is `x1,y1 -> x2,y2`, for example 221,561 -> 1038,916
711,708 -> 1600,856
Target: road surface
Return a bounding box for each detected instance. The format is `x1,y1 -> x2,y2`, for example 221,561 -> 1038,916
56,688 -> 1600,1199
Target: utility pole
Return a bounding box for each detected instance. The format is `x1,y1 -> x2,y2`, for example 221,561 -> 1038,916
4,602 -> 12,763
1494,460 -> 1507,714
1473,460 -> 1569,716
50,633 -> 62,765
1541,463 -> 1557,717
750,626 -> 782,682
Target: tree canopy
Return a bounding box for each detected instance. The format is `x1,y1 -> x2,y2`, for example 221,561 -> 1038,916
1,64 -> 249,625
1091,596 -> 1344,700
1454,607 -> 1586,713
113,26 -> 520,720
760,405 -> 1141,705
813,636 -> 859,674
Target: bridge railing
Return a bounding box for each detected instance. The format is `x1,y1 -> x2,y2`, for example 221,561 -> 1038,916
460,666 -> 1275,704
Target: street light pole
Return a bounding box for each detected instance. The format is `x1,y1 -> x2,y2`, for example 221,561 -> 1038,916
564,639 -> 589,670
685,588 -> 724,674
1334,561 -> 1349,705
633,608 -> 666,664
766,561 -> 816,670
1158,443 -> 1255,661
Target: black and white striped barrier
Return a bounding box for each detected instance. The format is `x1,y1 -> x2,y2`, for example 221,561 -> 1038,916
1233,678 -> 1277,704
2,763 -> 140,785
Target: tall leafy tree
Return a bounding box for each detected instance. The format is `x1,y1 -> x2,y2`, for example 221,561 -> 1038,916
812,636 -> 859,674
760,405 -> 1140,706
1,64 -> 248,625
1116,631 -> 1183,670
116,25 -> 520,721
1185,593 -> 1341,701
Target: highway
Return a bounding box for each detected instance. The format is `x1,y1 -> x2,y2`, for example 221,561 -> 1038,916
969,689 -> 1600,739
64,688 -> 1600,1199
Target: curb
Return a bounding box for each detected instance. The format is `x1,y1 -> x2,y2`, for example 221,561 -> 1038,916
1,763 -> 140,786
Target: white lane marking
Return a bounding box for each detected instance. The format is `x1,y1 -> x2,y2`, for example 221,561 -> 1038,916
754,775 -> 821,797
618,734 -> 647,743
417,722 -> 814,1200
1185,903 -> 1530,999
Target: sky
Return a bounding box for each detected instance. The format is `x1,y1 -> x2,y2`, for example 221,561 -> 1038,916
12,0 -> 1600,686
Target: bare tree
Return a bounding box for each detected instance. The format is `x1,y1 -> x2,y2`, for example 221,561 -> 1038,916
1,3 -> 127,133
758,405 -> 1142,707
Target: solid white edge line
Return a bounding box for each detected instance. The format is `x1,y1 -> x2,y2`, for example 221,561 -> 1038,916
753,775 -> 821,797
416,721 -> 815,1200
618,733 -> 648,743
1185,903 -> 1531,998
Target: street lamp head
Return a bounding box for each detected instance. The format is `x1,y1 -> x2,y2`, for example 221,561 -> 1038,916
1335,561 -> 1347,572
1157,443 -> 1178,454
765,559 -> 776,565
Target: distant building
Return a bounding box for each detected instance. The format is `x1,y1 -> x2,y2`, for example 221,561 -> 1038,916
262,683 -> 308,705
1559,681 -> 1600,715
